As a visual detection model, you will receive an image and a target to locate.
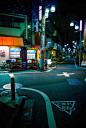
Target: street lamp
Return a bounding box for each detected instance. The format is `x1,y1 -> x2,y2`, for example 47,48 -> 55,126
70,21 -> 74,27
75,24 -> 79,30
45,5 -> 55,19
50,5 -> 55,12
70,20 -> 82,66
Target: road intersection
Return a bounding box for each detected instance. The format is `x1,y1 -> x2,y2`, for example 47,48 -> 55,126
0,58 -> 86,128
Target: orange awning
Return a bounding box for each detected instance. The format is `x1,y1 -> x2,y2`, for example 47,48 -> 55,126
0,36 -> 24,47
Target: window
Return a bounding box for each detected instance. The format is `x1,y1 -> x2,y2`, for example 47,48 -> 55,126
0,15 -> 20,28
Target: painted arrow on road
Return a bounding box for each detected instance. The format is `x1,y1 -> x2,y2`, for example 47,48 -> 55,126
56,72 -> 75,77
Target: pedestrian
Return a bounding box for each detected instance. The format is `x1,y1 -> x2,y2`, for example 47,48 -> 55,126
37,61 -> 40,71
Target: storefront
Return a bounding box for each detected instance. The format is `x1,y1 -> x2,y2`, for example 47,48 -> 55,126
32,45 -> 47,70
0,36 -> 24,69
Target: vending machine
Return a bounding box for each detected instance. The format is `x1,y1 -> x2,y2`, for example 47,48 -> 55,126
9,47 -> 22,69
26,50 -> 37,70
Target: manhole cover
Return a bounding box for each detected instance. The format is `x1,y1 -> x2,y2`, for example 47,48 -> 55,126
67,78 -> 82,85
3,83 -> 23,89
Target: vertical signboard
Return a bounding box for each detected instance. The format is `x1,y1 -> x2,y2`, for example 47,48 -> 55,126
39,6 -> 42,21
40,34 -> 45,50
84,19 -> 86,46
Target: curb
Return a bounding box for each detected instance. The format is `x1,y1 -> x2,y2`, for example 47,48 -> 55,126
6,96 -> 36,128
17,99 -> 36,128
7,96 -> 25,128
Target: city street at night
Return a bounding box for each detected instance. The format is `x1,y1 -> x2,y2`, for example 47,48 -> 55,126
0,58 -> 86,128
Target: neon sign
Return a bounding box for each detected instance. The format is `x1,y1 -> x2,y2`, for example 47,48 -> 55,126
39,6 -> 42,21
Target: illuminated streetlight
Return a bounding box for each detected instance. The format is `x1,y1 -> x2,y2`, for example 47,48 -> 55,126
45,8 -> 49,13
50,5 -> 55,12
75,24 -> 79,30
28,25 -> 31,29
70,21 -> 74,27
70,20 -> 83,66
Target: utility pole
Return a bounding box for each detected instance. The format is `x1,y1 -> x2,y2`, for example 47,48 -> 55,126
79,30 -> 81,66
40,0 -> 45,71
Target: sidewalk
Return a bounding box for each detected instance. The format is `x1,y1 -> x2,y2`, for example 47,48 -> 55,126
0,68 -> 40,74
0,73 -> 48,128
0,91 -> 36,128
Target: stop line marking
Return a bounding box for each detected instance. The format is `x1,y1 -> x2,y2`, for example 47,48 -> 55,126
56,72 -> 75,77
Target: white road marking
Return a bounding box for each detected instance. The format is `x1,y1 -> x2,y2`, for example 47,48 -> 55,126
0,88 -> 3,91
45,69 -> 52,72
51,101 -> 75,115
11,72 -> 42,75
56,72 -> 75,77
0,73 -> 9,75
21,87 -> 57,128
9,73 -> 14,78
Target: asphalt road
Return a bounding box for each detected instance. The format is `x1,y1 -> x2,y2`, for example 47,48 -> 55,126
0,59 -> 86,128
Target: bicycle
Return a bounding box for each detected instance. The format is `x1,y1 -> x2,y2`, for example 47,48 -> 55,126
1,60 -> 11,70
47,61 -> 57,70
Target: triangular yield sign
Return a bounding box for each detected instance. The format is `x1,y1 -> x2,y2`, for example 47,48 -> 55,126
51,101 -> 75,115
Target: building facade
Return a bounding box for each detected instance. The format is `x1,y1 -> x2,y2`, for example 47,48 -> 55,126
0,13 -> 26,65
0,13 -> 27,40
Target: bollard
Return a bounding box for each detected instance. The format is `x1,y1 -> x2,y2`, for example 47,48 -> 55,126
11,77 -> 15,101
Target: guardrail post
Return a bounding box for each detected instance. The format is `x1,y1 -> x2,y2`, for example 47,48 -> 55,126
11,77 -> 15,101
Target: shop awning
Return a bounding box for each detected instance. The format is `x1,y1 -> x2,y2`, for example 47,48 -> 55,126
0,36 -> 24,47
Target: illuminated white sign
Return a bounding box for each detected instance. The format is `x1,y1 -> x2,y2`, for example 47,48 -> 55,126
45,12 -> 49,18
80,20 -> 82,31
47,59 -> 51,65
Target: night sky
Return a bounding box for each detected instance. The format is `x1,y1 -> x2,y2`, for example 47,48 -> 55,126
0,0 -> 32,18
0,0 -> 86,49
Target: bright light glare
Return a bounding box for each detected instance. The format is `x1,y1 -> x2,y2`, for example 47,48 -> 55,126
75,25 -> 79,30
45,8 -> 49,13
50,5 -> 55,12
70,21 -> 74,26
45,12 -> 48,18
72,41 -> 74,43
9,74 -> 14,78
28,25 -> 31,28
